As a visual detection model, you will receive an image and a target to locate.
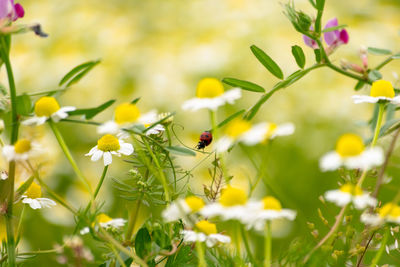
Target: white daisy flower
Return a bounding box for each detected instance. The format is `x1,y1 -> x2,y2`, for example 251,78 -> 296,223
361,202 -> 400,226
215,119 -> 294,153
243,196 -> 296,231
97,102 -> 164,135
22,96 -> 76,126
2,139 -> 42,162
181,220 -> 231,247
320,133 -> 384,171
80,213 -> 127,235
85,134 -> 133,166
353,80 -> 400,104
200,186 -> 248,221
162,196 -> 205,222
21,182 -> 56,210
145,123 -> 165,136
181,78 -> 241,111
324,183 -> 376,209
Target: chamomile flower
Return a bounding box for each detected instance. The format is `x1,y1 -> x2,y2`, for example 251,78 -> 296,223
243,196 -> 296,231
181,78 -> 241,111
324,183 -> 376,209
361,202 -> 400,226
97,103 -> 164,135
2,139 -> 41,162
319,133 -> 384,171
181,220 -> 231,247
145,123 -> 165,136
80,213 -> 127,235
162,196 -> 205,222
85,134 -> 133,166
352,80 -> 400,104
22,96 -> 76,126
200,186 -> 248,221
215,119 -> 294,152
21,182 -> 56,210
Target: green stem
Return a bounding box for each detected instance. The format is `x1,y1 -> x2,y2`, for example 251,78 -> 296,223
370,228 -> 389,267
15,205 -> 25,244
125,199 -> 141,241
5,161 -> 16,267
240,225 -> 254,264
93,165 -> 108,200
110,244 -> 127,267
371,103 -> 385,147
209,110 -> 228,182
48,120 -> 92,194
196,242 -> 206,267
326,63 -> 370,83
264,221 -> 272,267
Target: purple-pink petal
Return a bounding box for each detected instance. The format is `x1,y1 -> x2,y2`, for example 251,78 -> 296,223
0,0 -> 24,21
339,29 -> 349,44
303,35 -> 318,49
13,3 -> 24,20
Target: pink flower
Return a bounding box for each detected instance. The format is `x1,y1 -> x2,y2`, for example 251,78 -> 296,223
323,18 -> 349,47
0,0 -> 24,21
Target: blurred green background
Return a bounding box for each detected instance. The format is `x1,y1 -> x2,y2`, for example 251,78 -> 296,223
4,0 -> 400,265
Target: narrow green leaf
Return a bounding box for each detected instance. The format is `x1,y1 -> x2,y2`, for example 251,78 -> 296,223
16,94 -> 32,116
165,146 -> 196,157
308,0 -> 317,8
59,59 -> 101,87
222,78 -> 265,93
143,112 -> 175,133
391,53 -> 400,59
291,45 -> 306,68
68,99 -> 116,120
367,47 -> 392,55
321,24 -> 347,33
16,176 -> 34,196
217,109 -> 245,129
131,97 -> 141,104
354,80 -> 365,91
368,70 -> 382,81
250,45 -> 283,79
135,228 -> 152,259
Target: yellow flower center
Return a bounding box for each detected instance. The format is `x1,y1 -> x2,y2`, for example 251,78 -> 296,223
335,133 -> 365,157
26,182 -> 42,199
97,134 -> 120,152
196,78 -> 224,98
14,139 -> 31,154
264,123 -> 278,140
114,103 -> 141,124
185,196 -> 205,212
96,213 -> 113,224
219,186 -> 247,207
378,203 -> 400,218
195,220 -> 217,235
262,196 -> 282,210
34,96 -> 60,117
225,118 -> 252,138
370,80 -> 395,98
339,183 -> 363,196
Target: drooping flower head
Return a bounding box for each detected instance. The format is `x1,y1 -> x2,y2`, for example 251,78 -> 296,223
0,0 -> 24,22
181,220 -> 231,247
162,196 -> 205,222
21,182 -> 56,210
181,78 -> 241,111
320,133 -> 383,171
353,80 -> 400,104
23,96 -> 76,126
324,183 -> 376,209
86,134 -> 133,166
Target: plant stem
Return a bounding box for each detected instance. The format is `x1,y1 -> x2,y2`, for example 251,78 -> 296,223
109,244 -> 127,267
209,110 -> 228,182
196,242 -> 206,267
48,120 -> 92,194
15,205 -> 25,244
371,103 -> 385,147
5,161 -> 16,267
240,224 -> 255,264
93,165 -> 108,200
264,221 -> 272,267
125,199 -> 141,241
370,228 -> 389,267
326,63 -> 370,83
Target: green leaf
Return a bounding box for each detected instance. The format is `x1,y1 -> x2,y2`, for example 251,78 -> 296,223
135,227 -> 152,259
368,70 -> 382,81
165,245 -> 195,267
59,60 -> 101,87
308,0 -> 317,8
367,47 -> 392,55
16,94 -> 32,116
250,45 -> 283,79
165,146 -> 196,156
291,45 -> 306,69
68,99 -> 115,120
222,78 -> 265,93
16,176 -> 34,196
217,109 -> 245,129
354,80 -> 365,91
131,97 -> 141,104
316,0 -> 325,10
391,53 -> 400,59
143,112 -> 175,133
321,24 -> 347,33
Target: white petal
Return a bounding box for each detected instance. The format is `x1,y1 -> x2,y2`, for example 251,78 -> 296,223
80,227 -> 90,235
162,200 -> 191,222
220,88 -> 242,104
238,123 -> 268,145
390,96 -> 400,104
182,97 -> 225,111
85,146 -> 99,156
214,136 -> 234,153
98,121 -> 119,135
344,147 -> 384,170
273,123 -> 295,137
138,110 -> 158,124
324,190 -> 352,207
23,198 -> 41,209
90,150 -> 103,162
103,152 -> 113,166
37,198 -> 57,208
22,116 -> 47,126
319,151 -> 343,171
60,106 -> 76,113
361,212 -> 383,226
2,145 -> 16,162
352,95 -> 379,104
353,194 -> 377,209
118,142 -> 134,155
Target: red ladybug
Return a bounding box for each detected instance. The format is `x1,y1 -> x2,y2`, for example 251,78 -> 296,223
196,131 -> 212,149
